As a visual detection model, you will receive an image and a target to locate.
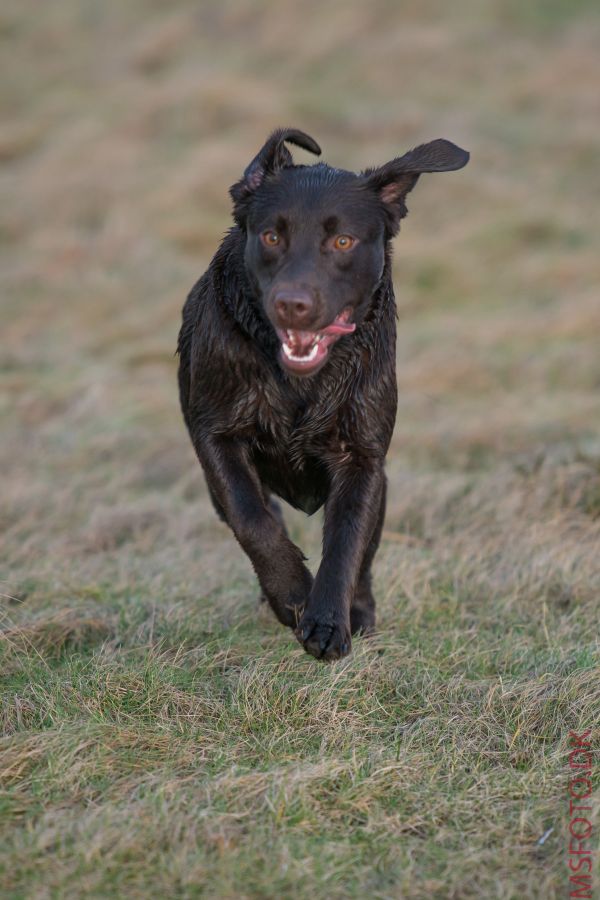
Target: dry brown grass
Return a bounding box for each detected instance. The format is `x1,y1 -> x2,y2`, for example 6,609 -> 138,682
1,0 -> 599,897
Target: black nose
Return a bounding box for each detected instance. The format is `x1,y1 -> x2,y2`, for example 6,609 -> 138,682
273,290 -> 315,328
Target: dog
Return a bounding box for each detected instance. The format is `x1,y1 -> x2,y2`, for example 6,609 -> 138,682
177,128 -> 469,661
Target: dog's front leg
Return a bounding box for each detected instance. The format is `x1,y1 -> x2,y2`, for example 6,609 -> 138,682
296,460 -> 385,661
195,436 -> 313,627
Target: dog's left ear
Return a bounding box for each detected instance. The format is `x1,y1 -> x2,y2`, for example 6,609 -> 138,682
364,139 -> 469,234
230,128 -> 321,215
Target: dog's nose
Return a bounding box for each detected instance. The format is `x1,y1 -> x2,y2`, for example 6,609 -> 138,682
273,290 -> 315,328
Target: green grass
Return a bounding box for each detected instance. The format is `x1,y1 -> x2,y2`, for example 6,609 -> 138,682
2,0 -> 600,897
1,614 -> 597,897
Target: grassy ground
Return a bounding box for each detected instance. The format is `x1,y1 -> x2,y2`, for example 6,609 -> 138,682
1,1 -> 600,897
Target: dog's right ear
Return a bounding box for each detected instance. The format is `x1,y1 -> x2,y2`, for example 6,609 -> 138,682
230,128 -> 321,217
364,139 -> 469,235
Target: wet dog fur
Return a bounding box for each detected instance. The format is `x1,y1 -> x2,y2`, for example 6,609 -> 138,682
177,128 -> 469,660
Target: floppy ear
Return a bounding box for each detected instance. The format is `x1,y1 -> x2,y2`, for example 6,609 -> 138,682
364,139 -> 469,234
230,127 -> 321,213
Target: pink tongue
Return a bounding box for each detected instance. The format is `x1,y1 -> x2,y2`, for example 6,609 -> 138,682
291,331 -> 317,354
320,321 -> 356,336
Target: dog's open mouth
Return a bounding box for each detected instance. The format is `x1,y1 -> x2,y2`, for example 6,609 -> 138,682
276,309 -> 356,375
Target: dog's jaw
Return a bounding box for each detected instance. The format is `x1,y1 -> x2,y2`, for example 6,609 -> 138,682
276,308 -> 356,376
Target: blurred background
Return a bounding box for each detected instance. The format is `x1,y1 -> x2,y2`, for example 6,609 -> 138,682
2,0 -> 600,629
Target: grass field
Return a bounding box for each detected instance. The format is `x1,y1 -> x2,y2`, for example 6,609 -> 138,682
1,1 -> 599,897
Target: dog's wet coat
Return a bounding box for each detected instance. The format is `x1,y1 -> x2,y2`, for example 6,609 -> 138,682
178,128 -> 469,660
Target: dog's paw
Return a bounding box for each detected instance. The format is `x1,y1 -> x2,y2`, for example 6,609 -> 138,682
295,613 -> 351,661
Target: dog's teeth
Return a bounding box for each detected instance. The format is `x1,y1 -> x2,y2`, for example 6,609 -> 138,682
282,342 -> 319,363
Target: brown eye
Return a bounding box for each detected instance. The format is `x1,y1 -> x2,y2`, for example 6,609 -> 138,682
262,231 -> 280,247
333,234 -> 355,251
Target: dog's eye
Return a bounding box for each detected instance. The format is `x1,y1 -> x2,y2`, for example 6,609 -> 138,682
261,231 -> 281,247
333,234 -> 355,251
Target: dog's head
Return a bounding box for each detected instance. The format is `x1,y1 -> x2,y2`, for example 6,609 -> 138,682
231,128 -> 469,377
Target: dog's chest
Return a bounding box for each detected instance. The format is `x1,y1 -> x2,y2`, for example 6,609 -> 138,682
234,371 -> 339,449
234,376 -> 343,513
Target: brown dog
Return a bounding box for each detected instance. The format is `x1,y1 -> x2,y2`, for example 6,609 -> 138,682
177,129 -> 469,660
